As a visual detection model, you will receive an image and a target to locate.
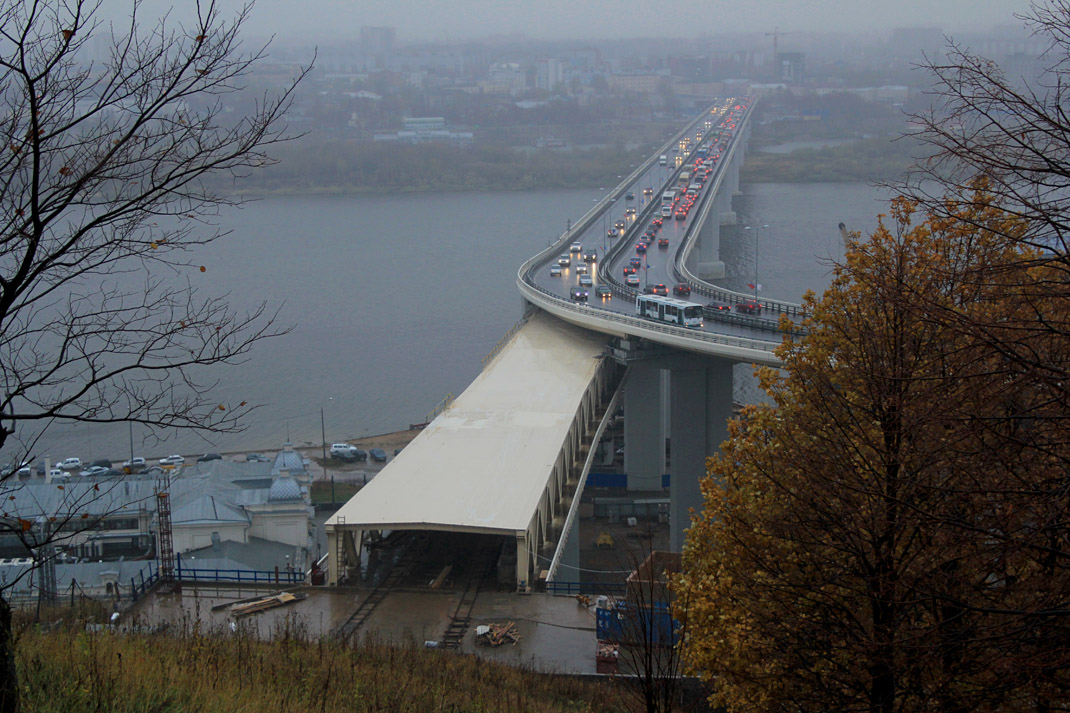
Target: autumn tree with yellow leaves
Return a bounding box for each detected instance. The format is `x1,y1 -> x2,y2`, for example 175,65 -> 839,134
676,193 -> 1070,713
0,1 -> 306,709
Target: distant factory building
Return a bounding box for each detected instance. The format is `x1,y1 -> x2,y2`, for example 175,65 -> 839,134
374,116 -> 473,145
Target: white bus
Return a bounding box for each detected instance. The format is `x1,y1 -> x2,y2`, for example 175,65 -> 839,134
661,189 -> 677,206
635,294 -> 704,328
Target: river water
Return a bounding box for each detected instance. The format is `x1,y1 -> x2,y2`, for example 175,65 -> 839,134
13,182 -> 892,464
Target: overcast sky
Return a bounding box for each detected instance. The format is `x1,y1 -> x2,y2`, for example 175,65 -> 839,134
121,0 -> 1033,44
232,0 -> 1031,42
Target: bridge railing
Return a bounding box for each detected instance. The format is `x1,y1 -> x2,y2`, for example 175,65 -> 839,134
546,372 -> 628,583
517,275 -> 782,359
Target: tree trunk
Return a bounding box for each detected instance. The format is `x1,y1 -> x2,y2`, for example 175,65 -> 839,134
0,596 -> 18,713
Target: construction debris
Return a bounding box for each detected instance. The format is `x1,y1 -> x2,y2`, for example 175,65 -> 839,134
474,621 -> 520,647
229,591 -> 307,617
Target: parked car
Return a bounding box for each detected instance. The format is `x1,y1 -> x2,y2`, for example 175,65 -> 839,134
79,466 -> 109,477
550,264 -> 562,277
330,443 -> 358,457
58,457 -> 82,470
673,283 -> 691,296
197,453 -> 222,462
159,455 -> 185,466
122,457 -> 147,469
245,453 -> 269,463
48,468 -> 64,480
369,448 -> 388,463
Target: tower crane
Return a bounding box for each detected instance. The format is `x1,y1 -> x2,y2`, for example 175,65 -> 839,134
765,27 -> 797,62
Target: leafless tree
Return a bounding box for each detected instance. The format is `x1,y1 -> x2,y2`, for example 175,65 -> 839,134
0,0 -> 308,709
608,531 -> 694,713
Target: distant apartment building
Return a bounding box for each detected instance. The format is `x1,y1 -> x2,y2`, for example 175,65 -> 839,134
535,57 -> 565,91
483,62 -> 527,95
609,74 -> 661,94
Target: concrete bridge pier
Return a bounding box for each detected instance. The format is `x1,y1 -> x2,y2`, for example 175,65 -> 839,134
694,206 -> 725,280
668,358 -> 734,551
623,362 -> 666,490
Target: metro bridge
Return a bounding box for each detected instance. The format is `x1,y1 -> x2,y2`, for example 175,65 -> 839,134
327,97 -> 805,593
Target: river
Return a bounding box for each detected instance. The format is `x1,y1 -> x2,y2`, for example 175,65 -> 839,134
10,182 -> 892,464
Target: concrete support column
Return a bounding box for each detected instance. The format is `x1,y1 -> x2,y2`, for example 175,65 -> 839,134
695,206 -> 725,280
516,532 -> 531,591
623,363 -> 665,490
669,359 -> 734,551
326,528 -> 338,585
718,190 -> 736,226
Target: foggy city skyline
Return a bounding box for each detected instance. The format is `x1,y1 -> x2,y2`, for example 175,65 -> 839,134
130,0 -> 1031,44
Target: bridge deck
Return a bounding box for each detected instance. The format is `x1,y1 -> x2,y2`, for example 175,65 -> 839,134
327,311 -> 609,535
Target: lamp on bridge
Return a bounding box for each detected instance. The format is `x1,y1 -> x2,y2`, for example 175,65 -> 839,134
743,224 -> 768,301
321,396 -> 334,501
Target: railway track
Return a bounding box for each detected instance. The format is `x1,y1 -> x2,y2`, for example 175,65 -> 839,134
439,544 -> 497,650
334,532 -> 425,641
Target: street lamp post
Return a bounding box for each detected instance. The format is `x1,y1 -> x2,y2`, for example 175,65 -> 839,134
743,224 -> 768,301
320,397 -> 334,500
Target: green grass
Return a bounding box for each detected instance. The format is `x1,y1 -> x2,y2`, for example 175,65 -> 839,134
16,616 -> 617,712
310,480 -> 361,504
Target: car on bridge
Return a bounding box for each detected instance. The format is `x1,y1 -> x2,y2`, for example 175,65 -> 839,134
595,285 -> 612,299
672,283 -> 691,296
579,274 -> 593,288
735,300 -> 762,315
635,243 -> 647,253
625,274 -> 640,287
705,301 -> 732,315
570,242 -> 582,253
550,264 -> 562,277
615,219 -> 626,231
629,257 -> 642,268
651,218 -> 663,228
658,237 -> 669,248
623,266 -> 636,275
643,187 -> 653,196
674,210 -> 686,220
558,254 -> 571,267
575,262 -> 588,275
625,207 -> 636,216
652,284 -> 669,296
583,250 -> 598,263
625,192 -> 635,201
607,229 -> 617,239
570,286 -> 588,302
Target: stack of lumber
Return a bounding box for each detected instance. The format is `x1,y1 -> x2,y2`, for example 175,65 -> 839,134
474,621 -> 520,646
229,592 -> 306,617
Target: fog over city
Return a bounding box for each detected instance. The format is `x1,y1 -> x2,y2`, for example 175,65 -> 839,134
129,0 -> 1030,43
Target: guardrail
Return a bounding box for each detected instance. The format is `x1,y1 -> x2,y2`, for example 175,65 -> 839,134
546,374 -> 627,583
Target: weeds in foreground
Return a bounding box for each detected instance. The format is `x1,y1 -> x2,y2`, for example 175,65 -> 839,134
15,614 -> 613,713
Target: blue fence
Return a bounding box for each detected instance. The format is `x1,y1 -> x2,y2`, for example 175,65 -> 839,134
129,562 -> 159,601
585,472 -> 671,489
